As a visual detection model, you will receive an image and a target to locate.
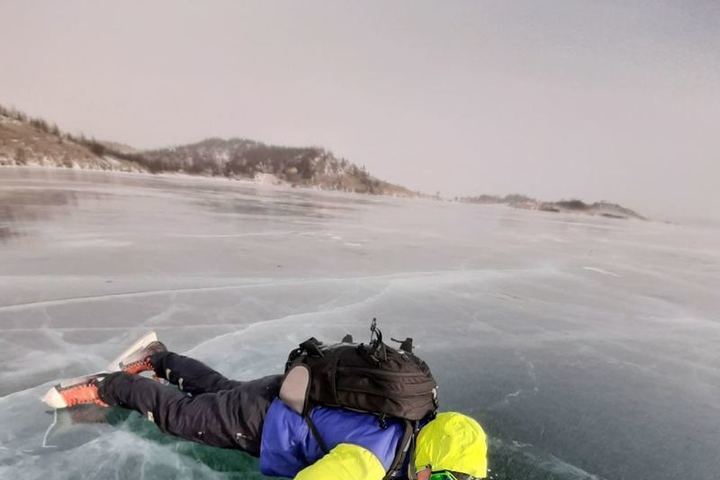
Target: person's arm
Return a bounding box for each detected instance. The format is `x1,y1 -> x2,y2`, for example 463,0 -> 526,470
294,443 -> 386,480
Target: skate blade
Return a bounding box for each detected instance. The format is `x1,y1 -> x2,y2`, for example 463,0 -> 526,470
106,331 -> 158,372
42,386 -> 68,409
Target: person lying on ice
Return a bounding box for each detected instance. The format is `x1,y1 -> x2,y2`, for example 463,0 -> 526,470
43,329 -> 487,480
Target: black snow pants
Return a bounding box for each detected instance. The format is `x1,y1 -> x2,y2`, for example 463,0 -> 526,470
98,351 -> 282,456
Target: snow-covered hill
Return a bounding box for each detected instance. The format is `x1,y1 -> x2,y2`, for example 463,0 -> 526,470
140,137 -> 415,195
0,105 -> 417,197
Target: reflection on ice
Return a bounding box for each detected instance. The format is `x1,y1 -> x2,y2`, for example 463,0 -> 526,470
0,189 -> 80,241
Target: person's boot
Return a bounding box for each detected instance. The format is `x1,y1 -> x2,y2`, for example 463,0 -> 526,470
116,340 -> 167,375
43,373 -> 109,409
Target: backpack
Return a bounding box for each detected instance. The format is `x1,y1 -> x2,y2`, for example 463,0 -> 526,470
279,319 -> 438,478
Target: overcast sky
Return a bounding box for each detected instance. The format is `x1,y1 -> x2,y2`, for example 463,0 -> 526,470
1,0 -> 718,219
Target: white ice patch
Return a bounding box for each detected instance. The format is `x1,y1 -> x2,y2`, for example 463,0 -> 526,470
61,239 -> 133,248
506,390 -> 522,399
582,266 -> 621,277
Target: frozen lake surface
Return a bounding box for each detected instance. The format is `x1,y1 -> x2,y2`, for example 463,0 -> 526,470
1,168 -> 718,480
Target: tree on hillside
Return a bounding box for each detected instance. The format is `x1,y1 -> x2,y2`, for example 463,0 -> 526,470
87,139 -> 106,156
14,147 -> 27,165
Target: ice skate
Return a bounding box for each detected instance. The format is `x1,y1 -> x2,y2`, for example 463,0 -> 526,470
42,373 -> 109,409
106,331 -> 167,375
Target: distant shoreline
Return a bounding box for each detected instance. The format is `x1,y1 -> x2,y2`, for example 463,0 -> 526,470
0,165 -> 426,204
2,105 -> 647,217
456,194 -> 646,220
3,165 -> 649,223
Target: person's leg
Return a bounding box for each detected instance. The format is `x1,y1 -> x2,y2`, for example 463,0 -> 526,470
150,351 -> 242,395
99,371 -> 282,455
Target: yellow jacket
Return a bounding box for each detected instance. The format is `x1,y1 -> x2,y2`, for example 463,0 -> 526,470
294,412 -> 488,480
295,443 -> 386,480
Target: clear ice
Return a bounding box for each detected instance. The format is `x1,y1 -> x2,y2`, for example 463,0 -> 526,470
1,168 -> 718,480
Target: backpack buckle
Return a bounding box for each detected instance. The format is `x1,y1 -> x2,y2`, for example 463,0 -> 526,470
391,337 -> 414,353
299,337 -> 324,357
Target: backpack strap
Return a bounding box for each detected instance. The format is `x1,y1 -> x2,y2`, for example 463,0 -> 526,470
304,415 -> 330,455
383,420 -> 416,480
406,422 -> 421,480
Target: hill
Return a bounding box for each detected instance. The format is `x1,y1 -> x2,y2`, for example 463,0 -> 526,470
0,106 -> 143,172
0,104 -> 417,197
139,137 -> 414,195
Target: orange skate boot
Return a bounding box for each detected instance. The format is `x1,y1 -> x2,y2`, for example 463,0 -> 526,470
107,332 -> 167,375
42,373 -> 109,409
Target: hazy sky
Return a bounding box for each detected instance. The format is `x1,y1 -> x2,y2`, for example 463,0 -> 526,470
1,0 -> 718,219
